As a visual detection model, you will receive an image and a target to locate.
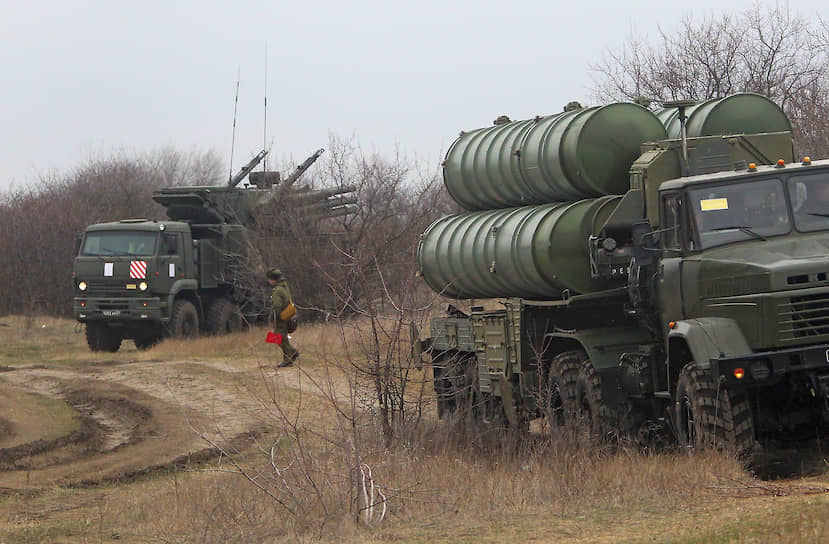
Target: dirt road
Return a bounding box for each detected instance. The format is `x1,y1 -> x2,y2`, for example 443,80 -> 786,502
0,356 -> 294,490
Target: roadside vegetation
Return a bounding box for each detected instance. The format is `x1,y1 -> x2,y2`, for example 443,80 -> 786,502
1,315 -> 829,543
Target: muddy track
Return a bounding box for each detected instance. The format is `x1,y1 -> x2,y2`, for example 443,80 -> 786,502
0,359 -> 275,491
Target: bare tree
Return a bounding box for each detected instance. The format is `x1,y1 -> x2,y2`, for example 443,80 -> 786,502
253,136 -> 452,319
590,3 -> 829,158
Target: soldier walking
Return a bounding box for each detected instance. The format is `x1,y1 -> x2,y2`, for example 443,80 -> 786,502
266,268 -> 299,367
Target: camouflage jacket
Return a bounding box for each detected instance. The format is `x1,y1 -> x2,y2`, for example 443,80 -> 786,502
271,280 -> 292,322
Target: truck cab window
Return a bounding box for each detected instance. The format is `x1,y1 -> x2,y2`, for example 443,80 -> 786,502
162,234 -> 180,255
661,194 -> 681,250
81,231 -> 158,256
788,173 -> 829,232
687,178 -> 790,250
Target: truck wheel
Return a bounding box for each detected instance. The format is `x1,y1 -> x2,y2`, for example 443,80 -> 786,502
575,359 -> 619,440
451,354 -> 481,420
543,350 -> 584,427
432,352 -> 483,422
167,300 -> 199,338
134,331 -> 162,350
86,323 -> 122,352
675,361 -> 755,456
431,352 -> 456,418
205,298 -> 243,335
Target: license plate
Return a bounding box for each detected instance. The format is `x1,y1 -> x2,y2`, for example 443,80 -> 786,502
102,310 -> 121,317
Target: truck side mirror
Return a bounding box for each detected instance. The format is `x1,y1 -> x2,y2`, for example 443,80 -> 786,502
631,222 -> 660,264
75,236 -> 82,255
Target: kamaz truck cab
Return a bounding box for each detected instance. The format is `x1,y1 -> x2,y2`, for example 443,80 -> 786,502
74,218 -> 234,351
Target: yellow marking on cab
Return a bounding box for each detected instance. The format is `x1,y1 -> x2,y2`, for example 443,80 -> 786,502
700,198 -> 729,211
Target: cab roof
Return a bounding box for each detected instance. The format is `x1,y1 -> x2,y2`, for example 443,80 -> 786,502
659,158 -> 829,192
84,219 -> 190,233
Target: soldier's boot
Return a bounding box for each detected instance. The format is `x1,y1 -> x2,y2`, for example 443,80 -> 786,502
278,351 -> 299,368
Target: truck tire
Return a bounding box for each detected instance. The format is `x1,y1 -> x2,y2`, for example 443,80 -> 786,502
205,298 -> 243,335
86,323 -> 123,352
433,351 -> 479,419
575,358 -> 620,440
432,352 -> 455,419
133,330 -> 162,350
543,350 -> 584,427
167,299 -> 199,338
675,361 -> 755,456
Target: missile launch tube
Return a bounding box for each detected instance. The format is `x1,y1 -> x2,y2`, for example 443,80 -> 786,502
656,93 -> 791,138
443,103 -> 666,210
417,196 -> 622,299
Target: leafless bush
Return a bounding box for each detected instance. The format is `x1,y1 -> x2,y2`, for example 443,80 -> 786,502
590,3 -> 829,158
253,135 -> 453,319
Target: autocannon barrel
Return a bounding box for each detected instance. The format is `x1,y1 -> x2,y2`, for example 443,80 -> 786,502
417,196 -> 622,299
443,103 -> 666,210
286,185 -> 358,203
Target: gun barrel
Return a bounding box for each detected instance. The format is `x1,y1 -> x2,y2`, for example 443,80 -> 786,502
287,186 -> 357,203
305,204 -> 359,220
297,196 -> 359,213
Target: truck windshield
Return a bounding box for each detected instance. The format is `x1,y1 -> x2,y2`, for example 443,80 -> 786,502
687,178 -> 790,250
787,173 -> 829,233
81,231 -> 158,256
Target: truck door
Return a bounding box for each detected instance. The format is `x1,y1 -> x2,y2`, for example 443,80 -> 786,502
657,193 -> 685,326
156,232 -> 184,293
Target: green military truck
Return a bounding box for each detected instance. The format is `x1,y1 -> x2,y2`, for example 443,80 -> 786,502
74,149 -> 355,352
417,93 -> 829,454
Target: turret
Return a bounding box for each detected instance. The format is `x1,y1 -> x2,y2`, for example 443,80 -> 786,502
152,147 -> 356,227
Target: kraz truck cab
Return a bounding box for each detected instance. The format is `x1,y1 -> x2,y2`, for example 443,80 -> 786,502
649,158 -> 829,450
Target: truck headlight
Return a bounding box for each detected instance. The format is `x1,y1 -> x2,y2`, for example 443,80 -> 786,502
138,281 -> 148,291
78,281 -> 87,291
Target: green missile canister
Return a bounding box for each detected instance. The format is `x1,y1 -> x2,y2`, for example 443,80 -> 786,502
417,196 -> 621,299
443,103 -> 666,210
656,93 -> 791,138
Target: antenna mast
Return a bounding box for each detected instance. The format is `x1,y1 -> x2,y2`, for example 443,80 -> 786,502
228,68 -> 240,184
263,44 -> 268,172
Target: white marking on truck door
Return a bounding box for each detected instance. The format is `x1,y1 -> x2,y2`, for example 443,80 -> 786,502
169,263 -> 175,277
104,262 -> 113,277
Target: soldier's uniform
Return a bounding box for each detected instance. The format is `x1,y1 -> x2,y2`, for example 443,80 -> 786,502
267,268 -> 299,367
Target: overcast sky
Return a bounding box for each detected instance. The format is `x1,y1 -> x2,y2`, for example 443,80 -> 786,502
1,0 -> 825,191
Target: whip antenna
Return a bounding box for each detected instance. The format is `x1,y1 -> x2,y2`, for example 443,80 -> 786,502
228,67 -> 240,183
263,43 -> 268,172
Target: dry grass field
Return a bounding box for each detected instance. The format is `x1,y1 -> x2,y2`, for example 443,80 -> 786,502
0,315 -> 828,543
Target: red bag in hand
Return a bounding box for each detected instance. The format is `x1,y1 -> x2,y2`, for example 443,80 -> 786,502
265,332 -> 283,345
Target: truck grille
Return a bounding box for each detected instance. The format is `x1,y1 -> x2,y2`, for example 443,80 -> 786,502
778,293 -> 829,343
84,279 -> 142,297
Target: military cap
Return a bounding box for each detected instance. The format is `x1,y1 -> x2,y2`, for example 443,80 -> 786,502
266,268 -> 283,280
